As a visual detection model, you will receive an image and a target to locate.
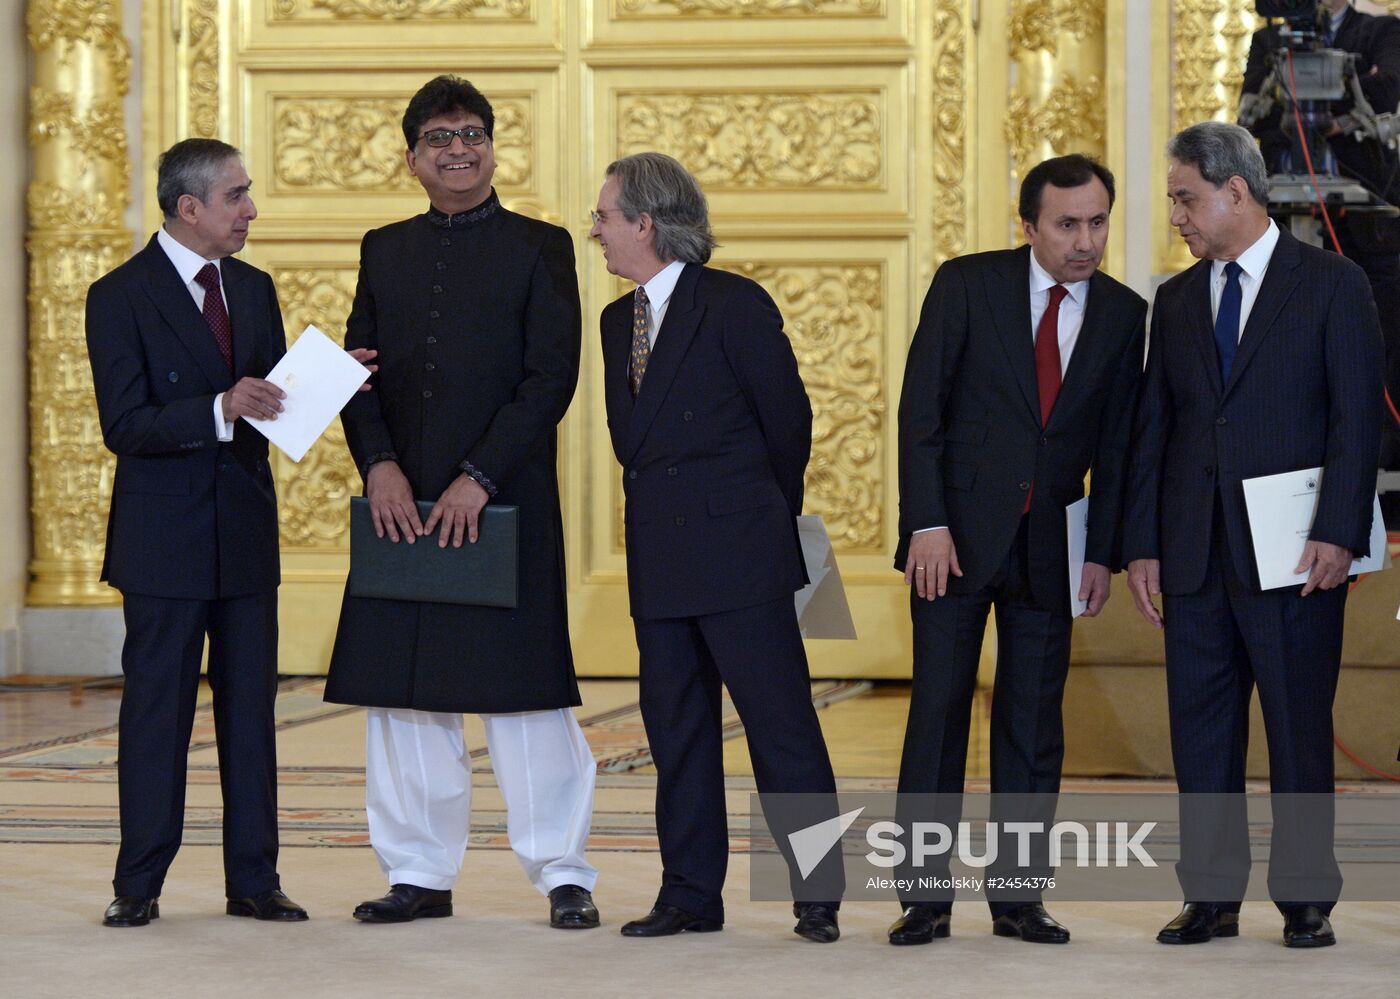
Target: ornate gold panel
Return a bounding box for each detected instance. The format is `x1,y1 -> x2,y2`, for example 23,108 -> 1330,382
590,0 -> 908,46
243,70 -> 559,224
266,266 -> 361,550
244,0 -> 555,49
593,65 -> 910,220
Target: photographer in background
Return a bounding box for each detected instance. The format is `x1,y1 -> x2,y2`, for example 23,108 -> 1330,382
1241,1 -> 1400,517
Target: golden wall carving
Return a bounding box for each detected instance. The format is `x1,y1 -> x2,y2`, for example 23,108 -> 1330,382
271,0 -> 531,18
724,262 -> 885,552
1171,0 -> 1257,131
616,92 -> 883,190
1002,0 -> 1106,243
268,269 -> 360,549
27,0 -> 132,605
273,96 -> 534,193
187,0 -> 220,138
613,0 -> 883,15
930,0 -> 967,268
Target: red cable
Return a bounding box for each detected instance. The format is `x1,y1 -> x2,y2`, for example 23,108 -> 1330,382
1282,48 -> 1400,782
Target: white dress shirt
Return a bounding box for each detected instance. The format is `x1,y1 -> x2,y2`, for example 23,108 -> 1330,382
638,259 -> 687,347
1210,218 -> 1279,342
156,226 -> 235,441
1028,251 -> 1090,377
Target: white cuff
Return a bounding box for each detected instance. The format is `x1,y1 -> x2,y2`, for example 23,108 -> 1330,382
912,526 -> 948,535
213,394 -> 235,442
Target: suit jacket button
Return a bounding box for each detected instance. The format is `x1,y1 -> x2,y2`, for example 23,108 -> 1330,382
423,389 -> 433,399
425,362 -> 435,371
627,469 -> 637,479
440,236 -> 451,247
432,285 -> 443,294
1039,437 -> 1047,446
674,516 -> 685,526
683,411 -> 693,421
667,467 -> 677,476
1019,481 -> 1031,491
1216,417 -> 1227,426
437,261 -> 447,270
168,371 -> 179,382
427,336 -> 437,344
429,310 -> 440,319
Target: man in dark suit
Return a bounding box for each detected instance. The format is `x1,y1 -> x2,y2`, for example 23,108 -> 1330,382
85,139 -> 310,926
591,152 -> 843,943
890,155 -> 1147,945
1124,121 -> 1384,948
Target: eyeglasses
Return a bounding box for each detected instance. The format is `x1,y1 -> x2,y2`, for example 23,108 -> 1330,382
590,207 -> 621,225
419,126 -> 489,148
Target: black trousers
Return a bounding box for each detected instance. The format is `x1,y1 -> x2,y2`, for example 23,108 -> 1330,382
1163,511 -> 1345,913
634,595 -> 841,924
896,518 -> 1074,915
114,590 -> 281,899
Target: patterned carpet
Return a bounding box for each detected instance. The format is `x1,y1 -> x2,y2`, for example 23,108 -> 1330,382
0,678 -> 874,849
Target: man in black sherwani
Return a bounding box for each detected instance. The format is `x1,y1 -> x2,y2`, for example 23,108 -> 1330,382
325,76 -> 599,930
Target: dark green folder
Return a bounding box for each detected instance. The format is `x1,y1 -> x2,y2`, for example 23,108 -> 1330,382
347,497 -> 519,608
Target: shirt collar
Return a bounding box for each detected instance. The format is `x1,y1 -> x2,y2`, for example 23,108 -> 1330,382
1330,5 -> 1349,34
157,225 -> 221,286
426,190 -> 500,228
641,259 -> 687,311
1213,218 -> 1279,284
1028,249 -> 1090,307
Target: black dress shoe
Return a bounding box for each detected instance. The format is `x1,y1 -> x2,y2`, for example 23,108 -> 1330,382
1282,905 -> 1335,948
549,884 -> 599,929
620,903 -> 722,937
887,905 -> 951,945
226,889 -> 308,921
793,903 -> 839,943
353,884 -> 452,923
992,903 -> 1070,943
103,896 -> 159,927
1156,903 -> 1239,944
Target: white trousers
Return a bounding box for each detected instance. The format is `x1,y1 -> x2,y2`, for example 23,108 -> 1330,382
364,706 -> 598,895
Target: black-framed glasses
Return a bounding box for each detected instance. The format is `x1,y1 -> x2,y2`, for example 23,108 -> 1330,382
419,126 -> 489,148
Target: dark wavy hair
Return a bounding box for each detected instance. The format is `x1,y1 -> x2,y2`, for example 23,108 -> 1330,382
1018,154 -> 1116,224
402,76 -> 494,150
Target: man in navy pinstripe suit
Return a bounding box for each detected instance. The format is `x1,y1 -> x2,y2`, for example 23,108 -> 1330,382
1123,122 -> 1384,949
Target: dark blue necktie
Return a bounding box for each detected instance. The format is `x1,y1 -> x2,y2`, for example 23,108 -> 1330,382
1214,261 -> 1242,383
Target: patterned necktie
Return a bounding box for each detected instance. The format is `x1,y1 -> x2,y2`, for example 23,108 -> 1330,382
195,263 -> 234,373
1027,283 -> 1068,513
1214,261 -> 1243,383
629,285 -> 650,398
1034,283 -> 1068,427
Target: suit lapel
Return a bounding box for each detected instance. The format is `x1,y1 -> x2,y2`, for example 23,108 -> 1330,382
1182,260 -> 1223,397
137,236 -> 235,391
987,247 -> 1041,425
623,263 -> 706,463
222,260 -> 260,377
1224,226 -> 1301,397
1048,273 -> 1107,429
601,298 -> 635,460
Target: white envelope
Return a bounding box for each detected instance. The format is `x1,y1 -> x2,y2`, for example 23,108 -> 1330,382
1066,496 -> 1090,618
1241,467 -> 1390,590
245,325 -> 370,463
794,515 -> 857,640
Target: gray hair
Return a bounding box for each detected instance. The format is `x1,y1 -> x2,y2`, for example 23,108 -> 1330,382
1167,121 -> 1270,206
605,153 -> 717,265
156,138 -> 242,219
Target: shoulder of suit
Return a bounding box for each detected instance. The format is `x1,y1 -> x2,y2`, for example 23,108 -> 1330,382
495,206 -> 570,244
1156,258 -> 1208,298
221,254 -> 272,283
88,238 -> 163,296
935,247 -> 1019,278
1294,237 -> 1365,282
1091,269 -> 1148,311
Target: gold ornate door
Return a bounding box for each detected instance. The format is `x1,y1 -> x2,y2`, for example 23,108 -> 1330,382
129,0 -> 1136,678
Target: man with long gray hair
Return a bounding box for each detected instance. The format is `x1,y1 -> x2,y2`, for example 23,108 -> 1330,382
1124,121 -> 1384,948
591,152 -> 843,942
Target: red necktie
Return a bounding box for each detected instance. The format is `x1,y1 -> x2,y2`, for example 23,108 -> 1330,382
1026,283 -> 1068,513
195,263 -> 234,373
